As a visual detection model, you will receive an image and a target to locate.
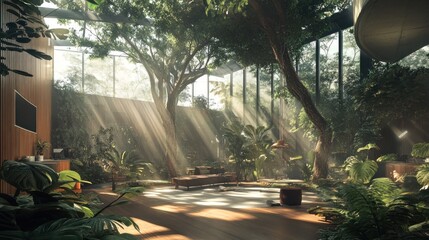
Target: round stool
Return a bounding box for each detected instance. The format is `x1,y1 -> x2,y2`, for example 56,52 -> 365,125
280,187 -> 302,206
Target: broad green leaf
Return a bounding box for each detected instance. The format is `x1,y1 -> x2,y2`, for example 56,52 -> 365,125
357,143 -> 379,152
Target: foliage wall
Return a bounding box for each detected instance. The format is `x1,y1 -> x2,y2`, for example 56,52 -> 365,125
52,86 -> 229,177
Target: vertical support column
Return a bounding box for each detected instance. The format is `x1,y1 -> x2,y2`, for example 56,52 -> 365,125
229,72 -> 233,110
279,73 -> 285,141
81,51 -> 85,93
360,51 -> 373,81
315,39 -> 321,104
256,67 -> 260,126
270,64 -> 274,127
243,68 -> 247,122
338,30 -> 344,102
113,56 -> 116,97
191,83 -> 195,104
207,74 -> 210,108
295,58 -> 299,73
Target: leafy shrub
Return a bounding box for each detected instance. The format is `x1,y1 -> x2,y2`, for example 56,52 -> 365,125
416,164 -> 429,188
411,143 -> 429,158
343,144 -> 379,184
310,178 -> 429,239
0,160 -> 142,239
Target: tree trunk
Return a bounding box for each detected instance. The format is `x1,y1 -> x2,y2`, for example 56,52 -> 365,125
248,0 -> 332,179
153,95 -> 180,178
162,114 -> 178,178
280,51 -> 332,180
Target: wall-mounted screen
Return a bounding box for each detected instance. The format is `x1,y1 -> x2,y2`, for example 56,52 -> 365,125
15,90 -> 37,133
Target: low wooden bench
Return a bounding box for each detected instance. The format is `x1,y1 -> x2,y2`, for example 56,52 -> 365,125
172,166 -> 236,190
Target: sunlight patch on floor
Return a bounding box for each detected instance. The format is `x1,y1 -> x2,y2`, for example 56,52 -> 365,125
143,186 -> 281,208
152,204 -> 191,213
248,208 -> 325,224
118,217 -> 191,240
187,208 -> 256,221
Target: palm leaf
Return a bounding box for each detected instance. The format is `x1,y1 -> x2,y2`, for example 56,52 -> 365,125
34,215 -> 138,239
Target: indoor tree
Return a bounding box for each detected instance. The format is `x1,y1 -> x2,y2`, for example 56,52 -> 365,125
54,0 -> 228,177
207,0 -> 349,179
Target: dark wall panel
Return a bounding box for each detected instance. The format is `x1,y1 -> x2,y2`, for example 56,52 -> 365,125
1,3 -> 54,194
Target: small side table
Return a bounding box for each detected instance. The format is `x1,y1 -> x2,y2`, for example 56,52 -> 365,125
280,187 -> 302,206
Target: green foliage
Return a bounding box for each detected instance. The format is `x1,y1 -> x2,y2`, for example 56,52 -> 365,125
104,148 -> 152,182
416,164 -> 429,188
192,96 -> 209,109
0,160 -> 59,194
343,144 -> 380,184
58,170 -> 91,189
0,160 -> 140,239
357,143 -> 380,153
411,143 -> 429,158
345,159 -> 378,184
54,0 -> 231,176
1,0 -> 52,77
311,179 -> 429,239
222,119 -> 274,181
376,153 -> 398,162
351,65 -> 429,126
35,139 -> 50,156
52,82 -> 91,158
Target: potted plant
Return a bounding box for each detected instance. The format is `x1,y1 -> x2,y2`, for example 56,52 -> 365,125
35,139 -> 50,161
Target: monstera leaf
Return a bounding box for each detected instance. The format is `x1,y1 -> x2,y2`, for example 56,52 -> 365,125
0,160 -> 58,193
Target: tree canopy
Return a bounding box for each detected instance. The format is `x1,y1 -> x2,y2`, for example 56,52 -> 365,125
206,0 -> 349,179
54,0 -> 229,176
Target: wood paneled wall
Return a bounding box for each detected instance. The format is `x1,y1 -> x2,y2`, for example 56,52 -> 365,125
0,3 -> 54,194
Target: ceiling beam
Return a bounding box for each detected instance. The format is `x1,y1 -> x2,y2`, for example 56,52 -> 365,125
39,7 -> 151,25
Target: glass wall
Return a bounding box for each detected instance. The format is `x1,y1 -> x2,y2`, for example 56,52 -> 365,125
259,66 -> 272,128
54,49 -> 83,91
53,28 -> 367,134
178,85 -> 192,107
193,75 -> 209,107
320,33 -> 339,93
232,69 -> 244,119
208,75 -> 227,110
115,56 -> 152,101
83,55 -> 114,97
244,67 -> 257,125
343,28 -> 360,86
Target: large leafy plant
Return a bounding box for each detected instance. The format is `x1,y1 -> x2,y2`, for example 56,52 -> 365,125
343,143 -> 379,184
411,143 -> 429,189
104,148 -> 152,190
0,160 -> 141,239
411,143 -> 429,159
222,120 -> 274,181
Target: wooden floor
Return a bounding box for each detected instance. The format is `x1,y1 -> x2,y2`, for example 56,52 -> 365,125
95,186 -> 328,240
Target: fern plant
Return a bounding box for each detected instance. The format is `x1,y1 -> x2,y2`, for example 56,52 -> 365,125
311,178 -> 429,239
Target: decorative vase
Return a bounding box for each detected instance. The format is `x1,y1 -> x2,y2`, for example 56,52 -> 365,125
37,155 -> 44,161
